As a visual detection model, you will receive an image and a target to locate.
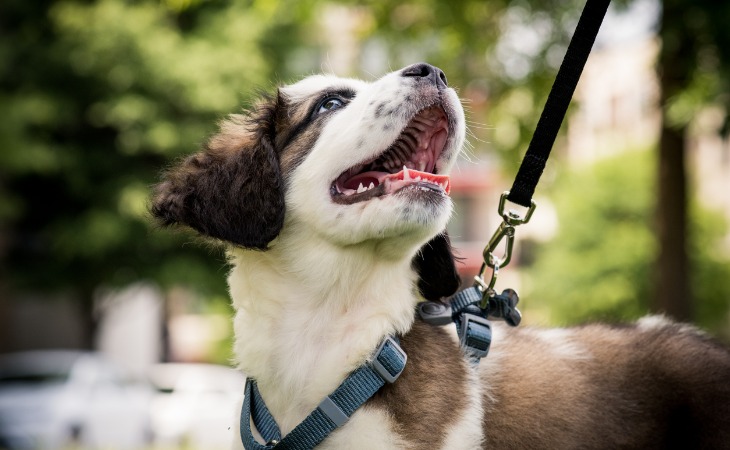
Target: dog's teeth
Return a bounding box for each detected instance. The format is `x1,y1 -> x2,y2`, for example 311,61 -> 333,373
415,176 -> 422,181
368,182 -> 375,190
403,166 -> 410,180
357,183 -> 366,193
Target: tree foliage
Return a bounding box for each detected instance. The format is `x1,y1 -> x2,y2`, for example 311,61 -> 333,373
0,0 -> 581,302
652,0 -> 730,321
348,0 -> 592,168
1,0 -> 729,346
524,150 -> 730,334
0,0 -> 315,344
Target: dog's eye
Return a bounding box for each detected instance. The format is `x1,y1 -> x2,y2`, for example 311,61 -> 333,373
317,97 -> 345,115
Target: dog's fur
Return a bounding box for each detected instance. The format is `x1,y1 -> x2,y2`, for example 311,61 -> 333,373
152,64 -> 730,449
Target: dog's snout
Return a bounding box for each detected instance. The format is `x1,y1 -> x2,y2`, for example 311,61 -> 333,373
401,63 -> 448,89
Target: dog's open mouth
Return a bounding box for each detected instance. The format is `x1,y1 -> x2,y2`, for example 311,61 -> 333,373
331,105 -> 450,204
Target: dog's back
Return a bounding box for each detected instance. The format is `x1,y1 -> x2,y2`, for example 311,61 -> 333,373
484,317 -> 730,449
483,316 -> 730,449
370,316 -> 730,449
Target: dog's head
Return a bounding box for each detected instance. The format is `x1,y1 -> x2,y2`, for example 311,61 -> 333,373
152,63 -> 465,300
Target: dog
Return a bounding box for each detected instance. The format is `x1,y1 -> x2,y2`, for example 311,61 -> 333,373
152,63 -> 730,449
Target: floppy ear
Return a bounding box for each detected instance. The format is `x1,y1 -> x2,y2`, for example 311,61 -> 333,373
413,231 -> 462,301
151,97 -> 285,249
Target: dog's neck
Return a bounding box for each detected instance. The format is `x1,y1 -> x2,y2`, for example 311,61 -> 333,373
228,226 -> 424,432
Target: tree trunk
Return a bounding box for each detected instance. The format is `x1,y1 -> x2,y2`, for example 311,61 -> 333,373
655,121 -> 691,321
653,0 -> 693,321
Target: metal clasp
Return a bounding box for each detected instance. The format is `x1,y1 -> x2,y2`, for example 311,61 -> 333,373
497,190 -> 536,226
475,192 -> 536,307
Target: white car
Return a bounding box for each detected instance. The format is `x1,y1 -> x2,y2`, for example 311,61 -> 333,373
148,362 -> 244,450
0,350 -> 153,449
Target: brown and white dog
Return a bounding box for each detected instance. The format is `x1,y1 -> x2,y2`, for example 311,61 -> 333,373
152,64 -> 730,449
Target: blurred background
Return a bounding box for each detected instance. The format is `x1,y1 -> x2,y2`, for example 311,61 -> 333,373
1,0 -> 729,448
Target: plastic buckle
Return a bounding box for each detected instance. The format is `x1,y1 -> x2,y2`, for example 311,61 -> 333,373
371,336 -> 407,384
459,313 -> 492,359
417,301 -> 453,326
488,289 -> 522,327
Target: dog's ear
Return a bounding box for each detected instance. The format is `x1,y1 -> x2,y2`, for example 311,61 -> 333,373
413,231 -> 462,301
151,96 -> 285,249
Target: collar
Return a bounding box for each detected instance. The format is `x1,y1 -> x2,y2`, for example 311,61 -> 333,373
240,336 -> 407,449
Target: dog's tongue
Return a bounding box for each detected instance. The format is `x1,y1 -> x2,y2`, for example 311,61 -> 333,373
344,167 -> 450,194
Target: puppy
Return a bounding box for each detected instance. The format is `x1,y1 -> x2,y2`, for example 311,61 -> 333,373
152,64 -> 730,449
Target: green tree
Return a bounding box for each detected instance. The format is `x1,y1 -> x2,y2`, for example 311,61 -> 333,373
654,0 -> 730,321
349,0 -> 730,324
524,150 -> 730,334
0,0 -> 313,348
349,0 -> 588,168
2,0 -> 729,351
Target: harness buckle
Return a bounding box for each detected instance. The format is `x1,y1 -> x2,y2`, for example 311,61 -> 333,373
459,313 -> 492,359
487,289 -> 522,327
371,336 -> 407,384
417,301 -> 453,326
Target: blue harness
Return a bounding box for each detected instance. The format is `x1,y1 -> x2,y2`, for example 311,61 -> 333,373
240,336 -> 407,449
419,286 -> 521,363
239,289 -> 520,449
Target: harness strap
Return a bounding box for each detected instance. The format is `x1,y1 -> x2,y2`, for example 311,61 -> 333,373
454,308 -> 492,362
240,336 -> 407,449
418,287 -> 521,363
507,0 -> 611,208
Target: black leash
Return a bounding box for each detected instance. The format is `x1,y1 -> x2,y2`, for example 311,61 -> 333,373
480,0 -> 612,288
508,0 -> 611,208
422,0 -> 611,362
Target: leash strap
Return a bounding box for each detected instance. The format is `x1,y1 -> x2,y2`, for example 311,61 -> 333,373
437,0 -> 611,364
240,336 -> 407,449
507,0 -> 611,208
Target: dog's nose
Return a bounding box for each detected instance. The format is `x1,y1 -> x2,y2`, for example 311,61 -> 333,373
401,63 -> 448,89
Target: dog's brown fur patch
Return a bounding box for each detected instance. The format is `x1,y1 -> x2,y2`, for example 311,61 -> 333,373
151,96 -> 285,249
481,321 -> 730,449
151,92 -> 329,249
368,321 -> 469,448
